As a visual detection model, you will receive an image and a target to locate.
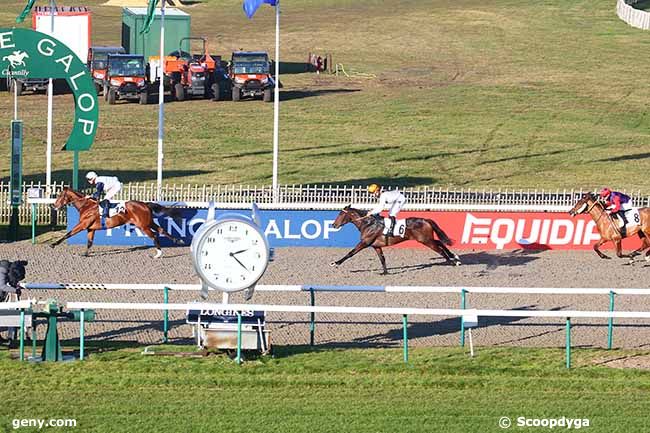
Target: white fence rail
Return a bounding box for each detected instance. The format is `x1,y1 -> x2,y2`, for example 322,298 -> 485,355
8,181 -> 650,226
617,0 -> 650,30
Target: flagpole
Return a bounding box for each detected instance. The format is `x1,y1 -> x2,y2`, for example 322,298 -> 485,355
156,0 -> 166,201
46,0 -> 56,196
271,0 -> 280,203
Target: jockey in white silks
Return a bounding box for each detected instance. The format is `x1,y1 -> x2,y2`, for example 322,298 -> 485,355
367,183 -> 406,240
86,171 -> 122,218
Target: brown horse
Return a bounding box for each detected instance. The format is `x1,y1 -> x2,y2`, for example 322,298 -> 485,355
329,206 -> 461,274
568,192 -> 650,260
50,187 -> 184,257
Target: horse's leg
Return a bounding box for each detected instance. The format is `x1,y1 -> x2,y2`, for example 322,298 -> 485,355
631,232 -> 649,257
593,238 -> 610,259
151,222 -> 185,246
373,247 -> 388,275
433,240 -> 462,266
84,230 -> 96,257
614,239 -> 633,260
330,241 -> 370,267
141,226 -> 163,258
50,220 -> 91,248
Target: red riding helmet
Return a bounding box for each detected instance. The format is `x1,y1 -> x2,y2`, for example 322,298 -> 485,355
599,187 -> 611,198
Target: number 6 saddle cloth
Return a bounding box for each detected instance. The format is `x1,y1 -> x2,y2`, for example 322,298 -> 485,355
382,218 -> 407,237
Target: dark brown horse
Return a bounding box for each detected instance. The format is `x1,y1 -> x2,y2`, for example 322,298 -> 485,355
50,187 -> 184,257
569,192 -> 650,260
329,206 -> 461,274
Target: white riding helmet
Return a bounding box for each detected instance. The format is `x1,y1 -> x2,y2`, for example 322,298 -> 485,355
85,171 -> 97,181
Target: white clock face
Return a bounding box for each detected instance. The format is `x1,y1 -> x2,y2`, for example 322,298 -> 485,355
194,219 -> 269,292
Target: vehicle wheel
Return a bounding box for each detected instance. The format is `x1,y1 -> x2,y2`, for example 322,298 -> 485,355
104,85 -> 109,101
210,83 -> 220,101
263,88 -> 272,103
232,86 -> 241,102
174,83 -> 185,101
108,88 -> 117,105
139,90 -> 148,105
95,82 -> 102,96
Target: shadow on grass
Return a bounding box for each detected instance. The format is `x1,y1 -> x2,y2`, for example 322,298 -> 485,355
324,176 -> 439,188
597,152 -> 650,163
11,169 -> 213,186
280,88 -> 361,101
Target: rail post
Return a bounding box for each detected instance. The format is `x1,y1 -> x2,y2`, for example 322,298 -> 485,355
460,289 -> 467,347
79,309 -> 85,360
565,317 -> 571,369
607,291 -> 615,350
402,314 -> 408,364
236,312 -> 242,365
309,288 -> 315,346
31,203 -> 36,244
32,321 -> 37,359
163,286 -> 169,343
19,309 -> 25,361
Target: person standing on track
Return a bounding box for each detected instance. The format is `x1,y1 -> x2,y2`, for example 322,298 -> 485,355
86,171 -> 122,218
367,183 -> 406,242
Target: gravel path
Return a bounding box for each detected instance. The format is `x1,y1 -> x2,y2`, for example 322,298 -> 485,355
2,240 -> 650,350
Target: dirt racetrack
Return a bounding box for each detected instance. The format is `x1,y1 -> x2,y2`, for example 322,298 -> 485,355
3,240 -> 650,350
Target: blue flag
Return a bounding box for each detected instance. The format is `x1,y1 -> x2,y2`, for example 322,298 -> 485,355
243,0 -> 277,19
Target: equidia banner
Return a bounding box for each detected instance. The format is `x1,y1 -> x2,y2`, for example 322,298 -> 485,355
66,208 -> 640,250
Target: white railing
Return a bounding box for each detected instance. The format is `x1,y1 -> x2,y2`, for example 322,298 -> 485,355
617,0 -> 650,30
10,181 -> 650,226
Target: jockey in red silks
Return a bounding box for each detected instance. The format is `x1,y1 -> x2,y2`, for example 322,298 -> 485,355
599,187 -> 633,235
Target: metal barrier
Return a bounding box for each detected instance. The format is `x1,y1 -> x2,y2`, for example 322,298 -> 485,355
24,283 -> 650,355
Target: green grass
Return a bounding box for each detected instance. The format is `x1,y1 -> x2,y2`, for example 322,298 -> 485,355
2,0 -> 650,191
0,346 -> 649,432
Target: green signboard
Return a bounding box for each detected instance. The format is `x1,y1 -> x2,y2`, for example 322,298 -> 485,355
0,28 -> 98,151
10,120 -> 22,206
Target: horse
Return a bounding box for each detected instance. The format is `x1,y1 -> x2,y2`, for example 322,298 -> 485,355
568,192 -> 650,261
50,187 -> 184,258
329,206 -> 461,274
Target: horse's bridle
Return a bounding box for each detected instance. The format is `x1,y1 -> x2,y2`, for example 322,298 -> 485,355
341,208 -> 372,223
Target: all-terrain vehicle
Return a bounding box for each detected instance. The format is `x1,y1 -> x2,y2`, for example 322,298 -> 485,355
103,54 -> 149,105
88,46 -> 126,95
229,51 -> 274,102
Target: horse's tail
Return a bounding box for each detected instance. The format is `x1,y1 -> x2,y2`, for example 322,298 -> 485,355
427,219 -> 453,246
147,203 -> 183,222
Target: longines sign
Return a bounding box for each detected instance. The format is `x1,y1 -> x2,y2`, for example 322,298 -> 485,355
0,28 -> 98,151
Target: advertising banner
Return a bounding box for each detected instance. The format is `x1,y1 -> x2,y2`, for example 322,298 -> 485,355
66,208 -> 641,250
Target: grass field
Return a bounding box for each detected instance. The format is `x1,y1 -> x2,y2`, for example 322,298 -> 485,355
0,345 -> 649,432
2,0 -> 650,191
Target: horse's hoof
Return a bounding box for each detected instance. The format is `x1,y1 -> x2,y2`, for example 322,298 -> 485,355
177,239 -> 186,246
454,260 -> 462,267
380,271 -> 389,276
329,261 -> 338,267
645,255 -> 650,263
154,249 -> 163,259
49,244 -> 56,249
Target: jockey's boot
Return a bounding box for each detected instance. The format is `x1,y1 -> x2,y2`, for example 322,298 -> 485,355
619,212 -> 628,237
100,199 -> 110,218
386,216 -> 396,244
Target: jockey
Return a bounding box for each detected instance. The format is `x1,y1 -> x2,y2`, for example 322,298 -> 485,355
367,183 -> 406,239
599,187 -> 633,234
86,171 -> 122,218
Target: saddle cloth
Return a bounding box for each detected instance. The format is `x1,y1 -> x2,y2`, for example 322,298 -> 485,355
614,208 -> 641,230
96,202 -> 126,218
382,218 -> 407,237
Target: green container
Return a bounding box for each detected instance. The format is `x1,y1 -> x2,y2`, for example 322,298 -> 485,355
121,7 -> 191,62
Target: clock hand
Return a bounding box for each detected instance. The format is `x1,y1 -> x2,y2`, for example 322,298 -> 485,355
231,248 -> 249,256
229,252 -> 249,271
